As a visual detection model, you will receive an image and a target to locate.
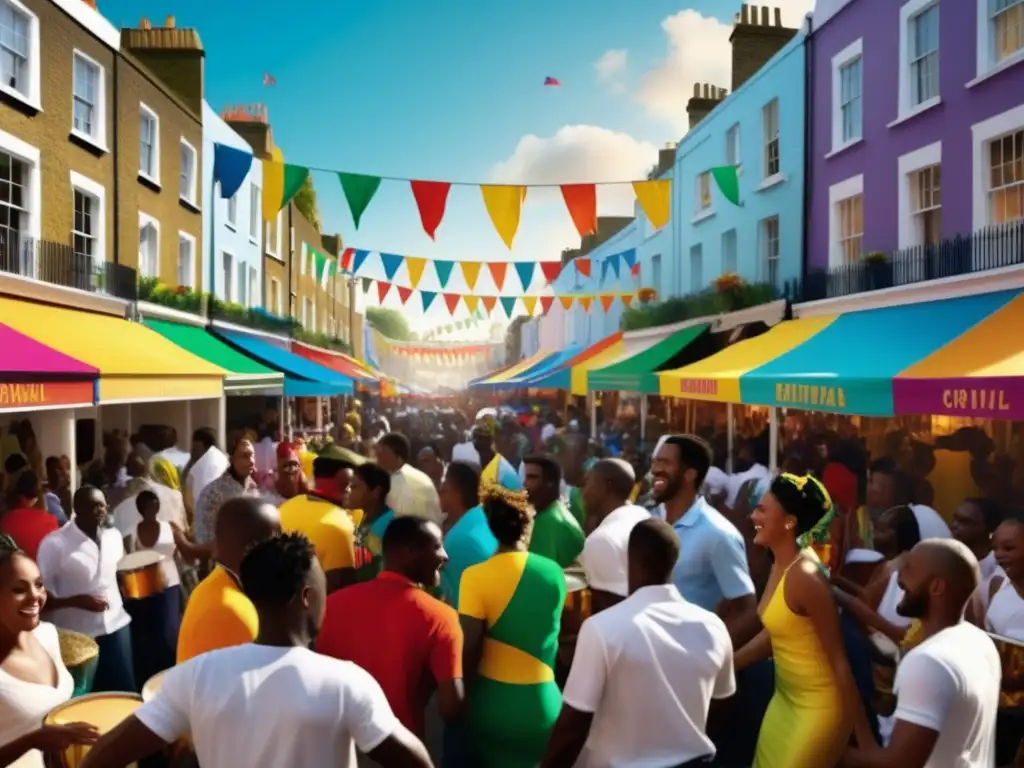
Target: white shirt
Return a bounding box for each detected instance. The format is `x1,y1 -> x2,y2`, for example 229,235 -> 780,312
892,622 -> 1000,768
154,447 -> 191,472
128,521 -> 181,589
135,644 -> 399,768
0,622 -> 74,768
36,522 -> 131,638
725,463 -> 769,508
702,466 -> 729,499
579,505 -> 651,597
541,423 -> 556,442
386,464 -> 442,524
451,441 -> 480,466
563,583 -> 735,767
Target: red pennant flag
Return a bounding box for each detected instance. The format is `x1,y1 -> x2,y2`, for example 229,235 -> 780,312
576,259 -> 592,278
539,296 -> 555,314
599,294 -> 616,312
487,262 -> 508,291
482,296 -> 498,313
579,296 -> 593,313
376,281 -> 391,303
630,263 -> 641,277
443,293 -> 461,314
341,247 -> 354,272
397,286 -> 413,304
540,261 -> 561,283
560,184 -> 597,238
410,180 -> 451,240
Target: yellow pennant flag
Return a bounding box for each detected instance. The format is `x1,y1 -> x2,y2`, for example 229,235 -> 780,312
464,295 -> 480,314
461,262 -> 483,291
579,296 -> 594,313
632,179 -> 671,230
405,257 -> 427,289
521,296 -> 538,316
262,159 -> 285,221
480,185 -> 526,249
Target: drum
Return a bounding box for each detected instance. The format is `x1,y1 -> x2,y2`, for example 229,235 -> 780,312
558,569 -> 592,668
116,550 -> 168,600
989,632 -> 1024,709
43,692 -> 142,768
57,629 -> 99,698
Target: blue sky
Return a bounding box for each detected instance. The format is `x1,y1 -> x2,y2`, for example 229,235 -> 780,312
101,0 -> 810,332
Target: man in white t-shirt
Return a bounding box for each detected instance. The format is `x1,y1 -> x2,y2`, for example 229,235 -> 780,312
542,517 -> 735,767
79,533 -> 433,768
842,538 -> 1000,768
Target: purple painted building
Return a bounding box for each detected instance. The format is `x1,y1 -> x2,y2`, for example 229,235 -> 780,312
807,0 -> 1024,276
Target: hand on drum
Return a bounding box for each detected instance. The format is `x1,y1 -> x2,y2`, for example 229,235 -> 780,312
71,595 -> 109,613
32,723 -> 101,751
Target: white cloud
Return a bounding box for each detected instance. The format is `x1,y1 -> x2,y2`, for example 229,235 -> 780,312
594,49 -> 628,93
635,2 -> 815,134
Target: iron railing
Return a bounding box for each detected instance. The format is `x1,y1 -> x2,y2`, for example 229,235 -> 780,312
784,219 -> 1024,302
0,231 -> 138,301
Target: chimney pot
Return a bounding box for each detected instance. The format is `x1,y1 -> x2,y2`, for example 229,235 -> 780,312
741,4 -> 749,23
165,15 -> 175,27
139,16 -> 150,29
761,6 -> 770,25
692,82 -> 701,97
774,7 -> 782,25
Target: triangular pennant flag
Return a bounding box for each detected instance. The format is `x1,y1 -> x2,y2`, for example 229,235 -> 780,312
361,277 -> 372,293
576,259 -> 592,278
599,294 -> 616,312
405,257 -> 427,289
420,291 -> 438,312
213,143 -> 253,199
444,324 -> 453,333
630,263 -> 641,277
338,172 -> 382,229
376,281 -> 392,303
464,296 -> 480,314
455,321 -> 464,331
710,166 -> 742,206
482,296 -> 498,313
380,253 -> 404,281
540,262 -> 562,283
621,293 -> 635,307
579,296 -> 594,313
514,261 -> 536,291
480,185 -> 526,249
434,260 -> 455,288
352,249 -> 371,275
443,293 -> 461,314
632,179 -> 671,230
539,296 -> 555,315
397,286 -> 413,304
487,262 -> 508,291
261,161 -> 310,220
522,296 -> 538,316
606,253 -> 620,281
621,248 -> 637,270
341,248 -> 355,272
559,296 -> 574,310
560,184 -> 598,238
410,180 -> 451,240
461,262 -> 483,291
499,297 -> 517,318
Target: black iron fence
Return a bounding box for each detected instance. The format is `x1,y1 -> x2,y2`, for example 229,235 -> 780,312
0,231 -> 138,302
784,219 -> 1024,302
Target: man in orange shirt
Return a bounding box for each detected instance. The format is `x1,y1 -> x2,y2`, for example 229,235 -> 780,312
176,497 -> 280,662
316,515 -> 465,742
0,471 -> 58,560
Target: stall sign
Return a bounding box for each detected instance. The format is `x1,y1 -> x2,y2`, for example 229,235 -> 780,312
678,379 -> 719,396
892,377 -> 1021,420
773,383 -> 847,410
0,381 -> 94,410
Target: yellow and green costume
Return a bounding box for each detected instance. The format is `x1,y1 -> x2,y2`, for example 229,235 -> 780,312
459,551 -> 565,768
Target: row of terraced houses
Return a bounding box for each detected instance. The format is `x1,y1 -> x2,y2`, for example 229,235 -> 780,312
529,0 -> 1024,351
0,0 -> 362,354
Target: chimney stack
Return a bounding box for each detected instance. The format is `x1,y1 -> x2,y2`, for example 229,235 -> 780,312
222,104 -> 274,159
729,4 -> 798,91
686,83 -> 728,129
121,18 -> 205,114
655,142 -> 676,176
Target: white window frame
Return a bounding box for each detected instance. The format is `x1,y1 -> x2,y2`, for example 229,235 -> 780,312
693,171 -> 713,220
177,231 -> 195,288
971,102 -> 1024,228
828,174 -> 865,268
265,209 -> 282,259
897,0 -> 941,123
248,265 -> 258,308
299,243 -> 307,276
249,184 -> 260,242
762,98 -> 781,181
830,39 -> 863,153
70,170 -> 105,263
179,137 -> 198,206
0,128 -> 40,242
725,123 -> 741,169
225,190 -> 238,229
270,277 -> 282,314
760,215 -> 781,287
137,211 -> 160,279
236,258 -> 247,306
222,250 -> 235,302
897,141 -> 942,248
138,102 -> 159,185
0,0 -> 41,110
975,0 -> 1024,81
71,49 -> 108,152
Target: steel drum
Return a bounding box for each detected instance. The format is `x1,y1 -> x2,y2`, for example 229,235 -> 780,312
116,550 -> 168,600
558,568 -> 592,667
43,692 -> 142,767
57,629 -> 99,698
989,631 -> 1024,709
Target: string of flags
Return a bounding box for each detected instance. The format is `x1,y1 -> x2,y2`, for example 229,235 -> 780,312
211,142 -> 673,249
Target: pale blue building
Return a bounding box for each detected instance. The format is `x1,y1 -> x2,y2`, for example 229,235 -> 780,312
664,23 -> 807,298
201,102 -> 264,307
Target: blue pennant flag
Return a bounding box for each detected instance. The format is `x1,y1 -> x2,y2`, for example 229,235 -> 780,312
213,143 -> 253,199
621,248 -> 637,270
421,291 -> 437,312
606,253 -> 621,281
500,296 -> 517,317
434,260 -> 455,288
380,253 -> 403,281
514,261 -> 536,290
352,249 -> 371,275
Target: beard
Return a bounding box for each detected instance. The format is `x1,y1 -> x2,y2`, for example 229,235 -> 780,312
652,475 -> 682,504
896,589 -> 929,619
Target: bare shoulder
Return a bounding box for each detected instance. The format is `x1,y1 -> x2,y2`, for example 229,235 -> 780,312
785,557 -> 832,601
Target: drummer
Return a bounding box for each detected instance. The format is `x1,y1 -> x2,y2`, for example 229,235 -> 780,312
36,486 -> 136,693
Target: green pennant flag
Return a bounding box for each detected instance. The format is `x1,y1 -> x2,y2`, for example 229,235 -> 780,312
710,166 -> 741,206
338,173 -> 382,229
361,277 -> 373,293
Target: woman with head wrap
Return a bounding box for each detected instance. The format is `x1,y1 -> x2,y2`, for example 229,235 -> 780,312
734,474 -> 874,767
263,443 -> 308,506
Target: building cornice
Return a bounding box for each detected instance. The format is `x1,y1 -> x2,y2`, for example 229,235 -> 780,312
0,272 -> 128,317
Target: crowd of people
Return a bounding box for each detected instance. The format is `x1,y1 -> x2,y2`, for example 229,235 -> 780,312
0,402 -> 1018,767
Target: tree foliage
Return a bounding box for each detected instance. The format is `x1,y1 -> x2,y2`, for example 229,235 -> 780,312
294,176 -> 321,231
366,307 -> 412,340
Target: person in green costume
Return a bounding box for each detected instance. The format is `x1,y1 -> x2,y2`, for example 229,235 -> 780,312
523,455 -> 584,568
459,484 -> 566,768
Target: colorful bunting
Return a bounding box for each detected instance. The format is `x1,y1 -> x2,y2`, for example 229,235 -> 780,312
405,257 -> 427,289
480,185 -> 525,249
599,294 -> 616,312
338,172 -> 382,229
576,259 -> 592,279
482,296 -> 498,313
579,296 -> 594,313
559,296 -> 573,310
361,277 -> 372,293
410,180 -> 451,239
514,261 -> 536,291
421,291 -> 437,312
632,179 -> 671,230
487,262 -> 508,291
212,143 -> 253,199
560,184 -> 597,238
521,296 -> 538,316
397,286 -> 413,304
540,262 -> 562,283
434,260 -> 455,288
500,297 -> 517,317
381,253 -> 403,281
262,161 -> 309,220
711,165 -> 742,206
443,294 -> 461,314
461,262 -> 482,292
341,248 -> 355,272
621,249 -> 637,271
376,281 -> 392,303
352,249 -> 371,275
539,296 -> 555,315
630,263 -> 641,277
464,296 -> 480,314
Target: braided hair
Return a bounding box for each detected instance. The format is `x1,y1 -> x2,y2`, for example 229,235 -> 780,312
481,483 -> 533,548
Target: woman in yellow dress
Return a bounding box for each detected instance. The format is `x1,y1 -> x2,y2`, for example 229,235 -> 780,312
736,474 -> 875,767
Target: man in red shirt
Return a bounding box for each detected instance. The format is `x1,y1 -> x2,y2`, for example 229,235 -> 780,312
316,515 -> 465,742
0,471 -> 59,560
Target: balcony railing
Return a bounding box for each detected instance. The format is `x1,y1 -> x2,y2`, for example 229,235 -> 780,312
786,220 -> 1024,302
0,232 -> 138,302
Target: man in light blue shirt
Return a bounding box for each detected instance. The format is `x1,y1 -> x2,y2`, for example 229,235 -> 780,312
439,460 -> 497,608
